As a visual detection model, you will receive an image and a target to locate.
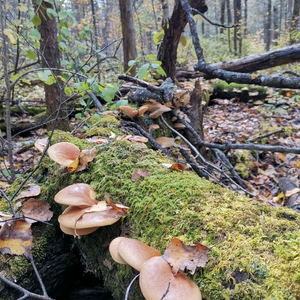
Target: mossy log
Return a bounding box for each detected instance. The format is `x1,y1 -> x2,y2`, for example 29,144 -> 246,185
1,117 -> 299,300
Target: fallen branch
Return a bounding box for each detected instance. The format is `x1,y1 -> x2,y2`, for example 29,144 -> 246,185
247,128 -> 284,143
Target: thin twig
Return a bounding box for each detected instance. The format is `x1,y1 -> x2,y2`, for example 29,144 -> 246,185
247,128 -> 284,143
160,282 -> 171,300
125,274 -> 140,300
0,216 -> 53,226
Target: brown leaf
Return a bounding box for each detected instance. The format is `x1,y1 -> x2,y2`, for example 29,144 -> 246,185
131,169 -> 149,182
104,193 -> 129,214
162,238 -> 210,275
17,184 -> 41,199
171,163 -> 188,172
0,220 -> 32,258
21,198 -> 53,224
75,148 -> 96,172
67,156 -> 79,173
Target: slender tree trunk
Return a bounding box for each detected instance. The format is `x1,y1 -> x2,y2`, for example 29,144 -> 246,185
220,0 -> 226,35
291,0 -> 300,43
233,0 -> 241,56
244,0 -> 247,36
119,0 -> 137,75
90,0 -> 100,81
0,0 -> 15,182
279,0 -> 283,34
151,0 -> 159,31
273,5 -> 279,44
202,20 -> 205,35
34,1 -> 70,131
226,0 -> 232,52
103,1 -> 113,50
266,0 -> 272,51
160,0 -> 170,27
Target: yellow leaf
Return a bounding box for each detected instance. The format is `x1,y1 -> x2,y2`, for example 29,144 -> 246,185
251,74 -> 260,79
13,19 -> 21,27
3,29 -> 16,45
18,4 -> 28,12
6,4 -> 12,9
67,157 -> 79,173
296,159 -> 300,168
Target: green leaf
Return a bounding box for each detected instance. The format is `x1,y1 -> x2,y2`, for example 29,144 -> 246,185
61,27 -> 70,37
136,63 -> 150,79
44,69 -> 52,76
156,66 -> 167,77
32,15 -> 41,26
46,8 -> 57,19
29,28 -> 41,40
102,87 -> 117,103
146,54 -> 156,60
75,113 -> 82,119
79,99 -> 87,106
58,11 -> 68,20
128,60 -> 136,67
27,50 -> 36,60
115,99 -> 128,108
153,30 -> 164,45
180,35 -> 187,47
151,63 -> 160,69
64,86 -> 73,96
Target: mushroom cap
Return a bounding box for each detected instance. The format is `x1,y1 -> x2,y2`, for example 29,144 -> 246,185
138,106 -> 149,117
139,256 -> 202,300
129,136 -> 148,143
59,223 -> 99,236
148,124 -> 160,132
109,237 -> 128,265
48,142 -> 80,166
173,122 -> 186,129
156,137 -> 175,148
119,106 -> 138,120
117,238 -> 161,271
54,183 -> 98,208
34,138 -> 48,153
58,205 -> 123,229
149,106 -> 171,118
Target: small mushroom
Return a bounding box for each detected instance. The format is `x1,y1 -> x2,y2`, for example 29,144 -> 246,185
173,122 -> 186,130
119,106 -> 138,120
60,223 -> 99,236
34,138 -> 48,153
149,106 -> 171,118
156,137 -> 175,148
129,136 -> 148,143
54,183 -> 98,208
148,124 -> 160,132
139,256 -> 202,300
48,142 -> 80,166
109,237 -> 128,265
116,238 -> 161,271
138,106 -> 149,117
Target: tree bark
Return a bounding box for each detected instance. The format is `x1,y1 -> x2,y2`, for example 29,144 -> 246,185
244,0 -> 247,36
220,0 -> 226,35
266,0 -> 272,51
157,0 -> 207,79
34,1 -> 70,131
226,0 -> 232,52
291,0 -> 300,43
160,0 -> 170,27
119,0 -> 137,75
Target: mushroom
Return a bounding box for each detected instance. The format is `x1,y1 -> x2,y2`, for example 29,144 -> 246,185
116,238 -> 161,271
156,137 -> 175,148
138,106 -> 149,117
148,124 -> 160,132
129,136 -> 148,143
54,183 -> 98,208
149,106 -> 171,118
173,122 -> 186,130
119,106 -> 138,120
34,138 -> 48,153
109,237 -> 128,265
139,256 -> 202,300
58,205 -> 124,231
60,223 -> 99,236
48,142 -> 80,166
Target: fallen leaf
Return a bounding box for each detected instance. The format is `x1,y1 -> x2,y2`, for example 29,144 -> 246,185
34,138 -> 48,153
0,220 -> 32,258
276,152 -> 286,163
170,163 -> 188,172
67,156 -> 79,173
162,238 -> 210,275
17,184 -> 41,199
21,198 -> 53,223
84,201 -> 107,213
131,169 -> 149,182
104,193 -> 129,214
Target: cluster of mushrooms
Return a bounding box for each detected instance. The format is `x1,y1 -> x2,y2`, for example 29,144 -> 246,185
54,184 -> 129,236
109,237 -> 202,300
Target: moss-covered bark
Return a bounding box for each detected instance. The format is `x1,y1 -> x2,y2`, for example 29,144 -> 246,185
1,116 -> 299,300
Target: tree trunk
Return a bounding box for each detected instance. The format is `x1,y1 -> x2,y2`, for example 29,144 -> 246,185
34,1 -> 70,131
157,0 -> 207,79
273,5 -> 279,44
291,0 -> 300,43
220,0 -> 226,35
119,0 -> 137,75
175,44 -> 300,79
160,0 -> 170,27
244,0 -> 247,36
266,0 -> 272,51
226,0 -> 232,52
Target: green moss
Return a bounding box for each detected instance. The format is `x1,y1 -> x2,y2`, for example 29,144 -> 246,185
232,150 -> 254,179
234,163 -> 250,179
86,115 -> 123,137
51,130 -> 93,149
45,140 -> 300,300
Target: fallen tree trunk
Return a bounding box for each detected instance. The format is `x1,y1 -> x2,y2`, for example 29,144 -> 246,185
1,120 -> 300,300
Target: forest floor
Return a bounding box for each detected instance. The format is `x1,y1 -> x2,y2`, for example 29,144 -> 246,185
1,81 -> 300,210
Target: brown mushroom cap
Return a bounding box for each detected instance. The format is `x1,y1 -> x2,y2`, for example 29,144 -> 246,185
117,238 -> 161,271
149,106 -> 171,118
58,206 -> 123,229
119,106 -> 138,120
54,183 -> 98,208
173,122 -> 186,129
156,137 -> 175,148
34,138 -> 48,153
148,124 -> 160,132
129,136 -> 148,143
48,142 -> 80,166
139,256 -> 202,300
59,223 -> 99,236
109,237 -> 128,265
138,106 -> 149,117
